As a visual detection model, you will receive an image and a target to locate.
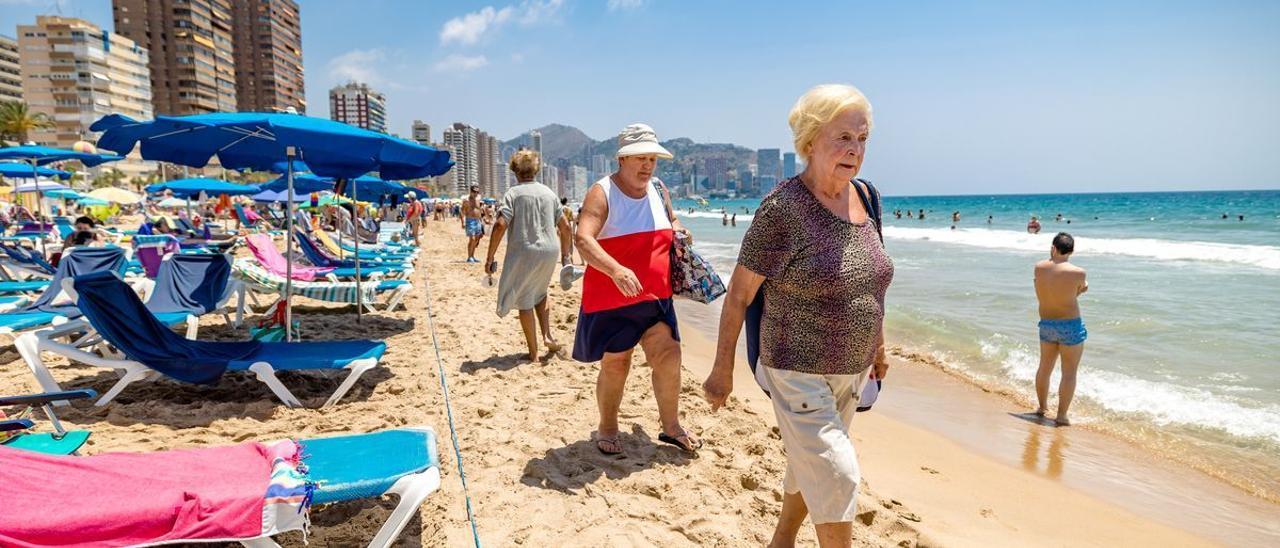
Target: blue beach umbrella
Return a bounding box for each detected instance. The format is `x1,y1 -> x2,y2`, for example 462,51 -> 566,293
0,146 -> 123,256
251,189 -> 308,203
145,178 -> 261,198
91,112 -> 454,339
0,162 -> 71,180
76,196 -> 110,207
262,172 -> 334,194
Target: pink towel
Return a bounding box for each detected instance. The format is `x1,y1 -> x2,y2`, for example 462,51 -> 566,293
246,233 -> 333,281
0,441 -> 300,547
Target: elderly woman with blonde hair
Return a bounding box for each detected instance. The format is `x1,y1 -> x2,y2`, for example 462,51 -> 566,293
484,149 -> 571,361
702,84 -> 894,548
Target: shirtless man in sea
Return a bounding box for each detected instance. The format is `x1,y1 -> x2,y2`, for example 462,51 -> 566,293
1034,232 -> 1088,426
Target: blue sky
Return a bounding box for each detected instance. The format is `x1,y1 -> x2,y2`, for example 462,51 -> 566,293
3,0 -> 1278,194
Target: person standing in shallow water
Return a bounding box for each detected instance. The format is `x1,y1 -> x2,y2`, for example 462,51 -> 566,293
1034,232 -> 1089,426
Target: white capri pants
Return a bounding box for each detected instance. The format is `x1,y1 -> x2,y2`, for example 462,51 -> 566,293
757,363 -> 872,524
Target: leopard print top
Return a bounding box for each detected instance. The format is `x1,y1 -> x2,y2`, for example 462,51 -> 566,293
738,177 -> 894,375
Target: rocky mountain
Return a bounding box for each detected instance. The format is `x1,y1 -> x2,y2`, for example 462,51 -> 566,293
505,124 -> 757,173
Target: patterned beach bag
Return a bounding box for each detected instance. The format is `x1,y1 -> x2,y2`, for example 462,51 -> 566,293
669,226 -> 727,304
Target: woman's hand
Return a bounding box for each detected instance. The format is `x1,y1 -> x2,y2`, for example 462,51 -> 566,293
702,370 -> 733,411
675,227 -> 694,246
610,267 -> 642,297
872,345 -> 889,380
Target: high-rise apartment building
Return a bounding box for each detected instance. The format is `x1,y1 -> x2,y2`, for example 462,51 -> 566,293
231,0 -> 304,113
328,81 -> 385,133
757,148 -> 781,180
528,130 -> 542,183
783,152 -> 797,179
568,165 -> 588,200
18,16 -> 153,175
0,35 -> 21,103
113,0 -> 238,115
704,157 -> 729,191
411,120 -> 431,145
443,123 -> 478,194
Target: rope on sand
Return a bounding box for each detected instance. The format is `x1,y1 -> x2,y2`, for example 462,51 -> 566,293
422,272 -> 482,548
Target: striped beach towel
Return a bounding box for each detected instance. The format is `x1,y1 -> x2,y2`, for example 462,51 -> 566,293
233,259 -> 378,305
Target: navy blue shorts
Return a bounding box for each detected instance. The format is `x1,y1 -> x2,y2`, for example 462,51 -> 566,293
572,298 -> 680,362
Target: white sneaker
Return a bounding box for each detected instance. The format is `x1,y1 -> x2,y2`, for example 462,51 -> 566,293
560,264 -> 584,290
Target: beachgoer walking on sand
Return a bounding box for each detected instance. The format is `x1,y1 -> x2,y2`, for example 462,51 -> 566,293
559,197 -> 575,265
704,84 -> 893,548
462,185 -> 484,262
1027,216 -> 1041,234
405,191 -> 424,245
1034,232 -> 1088,426
484,150 -> 570,362
573,122 -> 701,455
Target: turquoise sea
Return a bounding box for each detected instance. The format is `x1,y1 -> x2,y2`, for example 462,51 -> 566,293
674,189 -> 1280,501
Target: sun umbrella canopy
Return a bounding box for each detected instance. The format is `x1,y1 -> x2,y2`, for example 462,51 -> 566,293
340,175 -> 416,204
262,172 -> 334,194
43,188 -> 82,199
77,196 -> 110,206
0,145 -> 123,167
87,187 -> 143,204
91,113 -> 454,179
155,197 -> 188,208
251,189 -> 308,203
0,162 -> 71,180
13,180 -> 69,193
145,178 -> 261,198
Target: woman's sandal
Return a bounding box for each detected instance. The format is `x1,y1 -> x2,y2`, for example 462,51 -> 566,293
596,435 -> 623,455
657,430 -> 703,453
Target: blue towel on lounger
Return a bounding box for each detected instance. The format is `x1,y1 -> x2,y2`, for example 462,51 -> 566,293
145,254 -> 232,316
72,271 -> 260,385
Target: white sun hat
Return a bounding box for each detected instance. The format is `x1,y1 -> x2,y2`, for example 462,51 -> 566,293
616,123 -> 673,159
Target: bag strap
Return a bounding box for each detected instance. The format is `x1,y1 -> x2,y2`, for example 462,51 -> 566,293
852,178 -> 883,243
651,179 -> 676,224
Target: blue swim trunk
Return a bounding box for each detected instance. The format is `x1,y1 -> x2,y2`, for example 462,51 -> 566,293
1039,317 -> 1087,346
464,218 -> 484,237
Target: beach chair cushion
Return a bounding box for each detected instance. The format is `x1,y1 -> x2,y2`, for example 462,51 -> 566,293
2,429 -> 91,455
0,311 -> 60,332
227,340 -> 386,372
0,280 -> 50,294
303,428 -> 438,504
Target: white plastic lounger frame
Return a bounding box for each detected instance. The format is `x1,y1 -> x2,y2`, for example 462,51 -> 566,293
218,426 -> 441,548
14,317 -> 379,408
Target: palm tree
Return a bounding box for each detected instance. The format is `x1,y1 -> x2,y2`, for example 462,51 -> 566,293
0,101 -> 54,144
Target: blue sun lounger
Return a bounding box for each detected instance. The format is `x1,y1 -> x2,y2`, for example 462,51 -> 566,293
0,246 -> 129,342
0,280 -> 50,295
0,389 -> 96,455
16,271 -> 386,407
0,425 -> 440,547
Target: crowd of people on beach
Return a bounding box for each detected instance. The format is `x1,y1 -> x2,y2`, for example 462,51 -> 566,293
452,83 -> 1093,547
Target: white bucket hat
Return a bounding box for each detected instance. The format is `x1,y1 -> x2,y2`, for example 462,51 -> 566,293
616,123 -> 673,159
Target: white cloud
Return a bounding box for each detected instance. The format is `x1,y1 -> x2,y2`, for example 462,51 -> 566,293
607,0 -> 646,11
439,0 -> 564,45
434,54 -> 490,73
327,48 -> 386,85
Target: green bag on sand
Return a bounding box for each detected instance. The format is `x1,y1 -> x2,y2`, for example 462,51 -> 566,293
250,321 -> 300,342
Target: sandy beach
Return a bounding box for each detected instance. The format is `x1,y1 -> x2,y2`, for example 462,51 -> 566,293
0,220 -> 1237,546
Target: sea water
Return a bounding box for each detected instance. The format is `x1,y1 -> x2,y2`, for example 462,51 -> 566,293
674,189 -> 1280,501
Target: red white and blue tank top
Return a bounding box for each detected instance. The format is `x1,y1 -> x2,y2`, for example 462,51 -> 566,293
582,176 -> 673,314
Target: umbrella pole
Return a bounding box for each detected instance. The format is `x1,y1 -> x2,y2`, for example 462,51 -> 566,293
31,160 -> 47,259
352,178 -> 362,322
284,147 -> 296,342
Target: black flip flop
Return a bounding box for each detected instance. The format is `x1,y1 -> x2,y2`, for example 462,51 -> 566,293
658,431 -> 703,453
